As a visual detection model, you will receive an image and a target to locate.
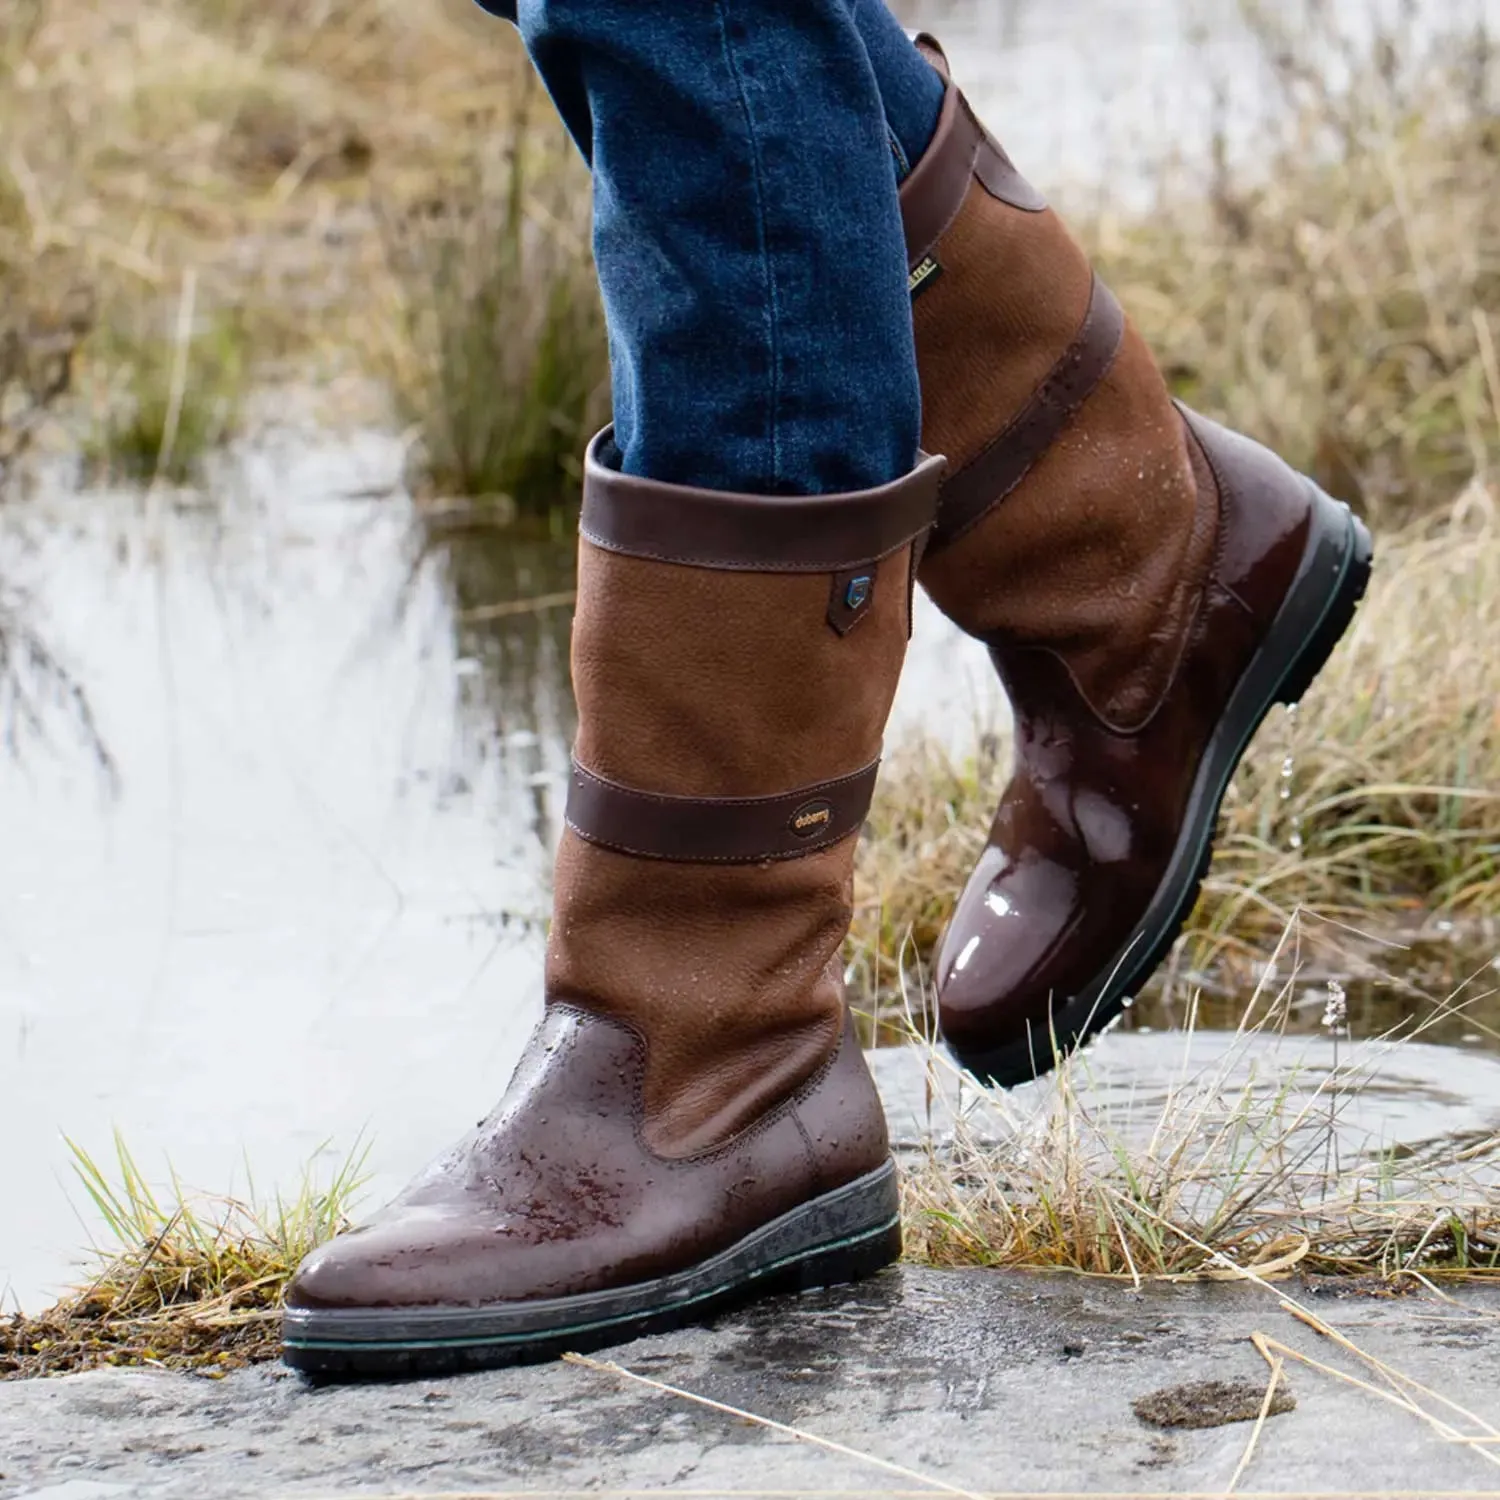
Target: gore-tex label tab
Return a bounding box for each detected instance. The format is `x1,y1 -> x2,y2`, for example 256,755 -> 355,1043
908,255 -> 943,299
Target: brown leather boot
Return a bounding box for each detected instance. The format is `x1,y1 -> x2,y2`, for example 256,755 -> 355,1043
281,435 -> 943,1378
901,40 -> 1373,1088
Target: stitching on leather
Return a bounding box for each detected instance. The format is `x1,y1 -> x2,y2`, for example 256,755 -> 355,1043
967,106 -> 1045,214
1180,405 -> 1235,586
1013,416 -> 1223,738
662,1018 -> 843,1165
1181,407 -> 1258,622
543,1001 -> 655,1146
789,1108 -> 824,1193
543,1002 -> 853,1169
578,525 -> 925,574
562,816 -> 860,864
900,77 -> 972,268
571,758 -> 880,811
933,128 -> 981,253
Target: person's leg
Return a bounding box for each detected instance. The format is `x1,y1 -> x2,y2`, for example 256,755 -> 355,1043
517,0 -> 920,496
282,1 -> 945,1379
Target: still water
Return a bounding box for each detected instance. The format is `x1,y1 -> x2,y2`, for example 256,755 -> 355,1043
3,0 -> 1496,1312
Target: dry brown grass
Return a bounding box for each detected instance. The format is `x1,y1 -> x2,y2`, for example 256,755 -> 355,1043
899,932 -> 1500,1280
1094,5 -> 1500,530
5,0 -> 1494,514
374,104 -> 608,516
850,501 -> 1500,1005
3,0 -> 566,481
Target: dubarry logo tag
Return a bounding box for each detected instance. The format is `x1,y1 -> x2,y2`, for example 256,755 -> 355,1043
790,799 -> 834,838
827,567 -> 876,636
909,255 -> 943,300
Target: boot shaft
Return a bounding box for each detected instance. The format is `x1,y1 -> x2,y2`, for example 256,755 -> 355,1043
550,434 -> 944,1156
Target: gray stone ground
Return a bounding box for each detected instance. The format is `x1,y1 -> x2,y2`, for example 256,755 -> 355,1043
4,1270 -> 1500,1499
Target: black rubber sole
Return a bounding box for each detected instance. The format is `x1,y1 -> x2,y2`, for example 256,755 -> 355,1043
951,482 -> 1374,1090
281,1161 -> 901,1382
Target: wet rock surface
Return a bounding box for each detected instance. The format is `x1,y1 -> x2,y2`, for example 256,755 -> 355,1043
3,1269 -> 1498,1498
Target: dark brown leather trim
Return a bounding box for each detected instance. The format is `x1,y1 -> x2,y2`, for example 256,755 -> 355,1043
581,432 -> 944,574
971,121 -> 1048,215
901,38 -> 1046,270
565,758 -> 880,864
927,276 -> 1126,554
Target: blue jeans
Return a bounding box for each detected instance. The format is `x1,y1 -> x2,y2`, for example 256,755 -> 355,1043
479,0 -> 944,496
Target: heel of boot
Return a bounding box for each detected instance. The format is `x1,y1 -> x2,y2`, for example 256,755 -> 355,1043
1275,487 -> 1374,708
785,1217 -> 903,1295
763,1158 -> 903,1294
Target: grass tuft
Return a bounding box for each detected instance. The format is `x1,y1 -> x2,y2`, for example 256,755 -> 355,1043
81,299 -> 249,487
899,933 -> 1500,1281
375,109 -> 608,518
0,1135 -> 366,1379
1094,3 -> 1500,529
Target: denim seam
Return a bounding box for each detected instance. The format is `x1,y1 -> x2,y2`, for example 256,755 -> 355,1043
714,0 -> 782,491
887,127 -> 910,181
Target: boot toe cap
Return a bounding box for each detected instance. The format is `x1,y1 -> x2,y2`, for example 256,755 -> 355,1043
935,845 -> 1085,1055
285,1210 -> 523,1311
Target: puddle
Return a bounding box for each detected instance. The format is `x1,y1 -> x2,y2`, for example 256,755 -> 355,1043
871,1030 -> 1500,1166
1,0 -> 1491,1312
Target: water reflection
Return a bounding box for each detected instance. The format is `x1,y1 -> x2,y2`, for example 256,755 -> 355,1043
417,515 -> 579,852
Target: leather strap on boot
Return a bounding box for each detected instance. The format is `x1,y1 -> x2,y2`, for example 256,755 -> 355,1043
901,34 -> 1047,268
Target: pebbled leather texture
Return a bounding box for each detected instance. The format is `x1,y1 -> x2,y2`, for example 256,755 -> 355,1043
287,1007 -> 889,1312
934,410 -> 1313,1059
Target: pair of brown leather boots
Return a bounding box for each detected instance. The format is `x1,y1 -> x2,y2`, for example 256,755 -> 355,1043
283,42 -> 1371,1378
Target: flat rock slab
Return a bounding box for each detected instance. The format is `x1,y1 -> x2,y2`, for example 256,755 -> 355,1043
4,1269 -> 1500,1498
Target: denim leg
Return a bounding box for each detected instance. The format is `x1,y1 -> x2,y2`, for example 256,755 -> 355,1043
478,0 -> 942,179
514,0 -> 919,496
847,0 -> 944,177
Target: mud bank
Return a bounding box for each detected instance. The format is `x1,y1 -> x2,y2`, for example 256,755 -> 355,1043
4,1269 -> 1499,1498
